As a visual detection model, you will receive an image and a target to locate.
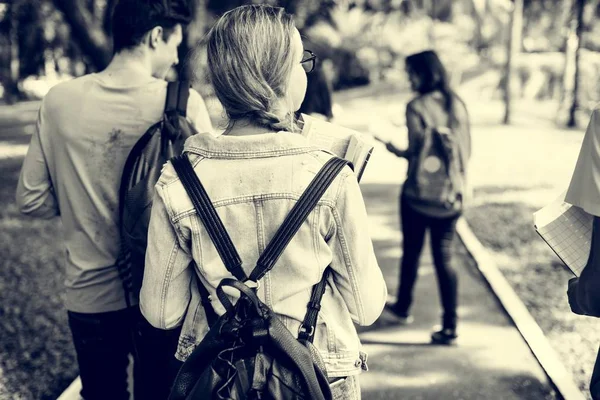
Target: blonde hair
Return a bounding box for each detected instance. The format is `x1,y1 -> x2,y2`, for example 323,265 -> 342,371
204,5 -> 299,132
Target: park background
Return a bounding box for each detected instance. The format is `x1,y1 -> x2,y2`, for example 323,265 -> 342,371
1,0 -> 600,399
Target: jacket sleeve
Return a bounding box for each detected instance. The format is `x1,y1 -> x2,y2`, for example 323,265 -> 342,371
16,102 -> 59,219
328,170 -> 387,326
140,182 -> 194,329
568,215 -> 600,317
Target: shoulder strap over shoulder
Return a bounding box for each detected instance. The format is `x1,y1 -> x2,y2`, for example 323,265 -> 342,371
165,81 -> 190,117
171,154 -> 247,281
249,157 -> 350,282
247,157 -> 349,343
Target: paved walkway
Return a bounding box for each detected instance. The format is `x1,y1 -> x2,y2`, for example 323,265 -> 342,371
57,183 -> 561,400
357,182 -> 557,399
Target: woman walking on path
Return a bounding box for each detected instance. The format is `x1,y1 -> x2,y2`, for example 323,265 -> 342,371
383,50 -> 471,344
140,5 -> 387,398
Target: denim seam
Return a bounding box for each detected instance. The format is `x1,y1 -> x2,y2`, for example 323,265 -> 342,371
185,146 -> 315,159
172,220 -> 188,254
161,174 -> 193,257
332,206 -> 364,324
159,183 -> 177,225
319,310 -> 337,353
158,155 -> 205,189
325,206 -> 335,241
189,216 -> 204,275
333,171 -> 352,205
327,369 -> 361,379
159,240 -> 180,329
171,195 -> 337,223
312,205 -> 322,277
321,350 -> 359,360
157,184 -> 183,328
160,184 -> 183,245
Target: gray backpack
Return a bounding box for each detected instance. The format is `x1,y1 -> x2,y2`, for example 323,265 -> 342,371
403,104 -> 465,212
117,81 -> 196,305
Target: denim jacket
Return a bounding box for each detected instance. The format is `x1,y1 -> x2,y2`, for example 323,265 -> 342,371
140,130 -> 387,377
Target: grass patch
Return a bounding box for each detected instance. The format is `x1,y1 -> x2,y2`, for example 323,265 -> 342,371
465,201 -> 600,399
465,202 -> 541,254
0,156 -> 77,400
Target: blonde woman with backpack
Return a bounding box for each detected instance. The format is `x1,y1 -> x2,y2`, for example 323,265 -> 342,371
140,5 -> 387,399
383,50 -> 471,345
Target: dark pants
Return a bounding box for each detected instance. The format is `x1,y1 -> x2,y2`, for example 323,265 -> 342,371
590,346 -> 600,399
68,306 -> 182,400
395,196 -> 460,330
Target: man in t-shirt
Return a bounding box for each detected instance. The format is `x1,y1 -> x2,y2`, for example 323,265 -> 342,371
15,0 -> 212,398
565,107 -> 600,399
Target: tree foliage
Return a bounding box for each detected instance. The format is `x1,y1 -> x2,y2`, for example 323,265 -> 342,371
3,0 -> 600,102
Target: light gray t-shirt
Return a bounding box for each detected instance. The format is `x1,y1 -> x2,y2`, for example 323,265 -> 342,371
565,107 -> 600,217
16,68 -> 213,313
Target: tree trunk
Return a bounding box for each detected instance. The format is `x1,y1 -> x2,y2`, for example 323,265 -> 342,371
53,0 -> 112,71
503,0 -> 523,125
567,0 -> 585,128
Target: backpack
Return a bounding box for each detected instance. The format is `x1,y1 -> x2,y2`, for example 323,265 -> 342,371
168,155 -> 351,400
403,103 -> 465,212
117,81 -> 197,305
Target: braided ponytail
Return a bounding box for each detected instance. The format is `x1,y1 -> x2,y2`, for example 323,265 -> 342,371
202,5 -> 300,133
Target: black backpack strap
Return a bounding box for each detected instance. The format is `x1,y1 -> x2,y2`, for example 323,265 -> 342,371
249,157 -> 349,282
171,154 -> 247,281
298,268 -> 331,342
165,81 -> 190,117
248,157 -> 349,343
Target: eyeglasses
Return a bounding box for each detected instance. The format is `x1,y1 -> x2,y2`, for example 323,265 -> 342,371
300,50 -> 317,73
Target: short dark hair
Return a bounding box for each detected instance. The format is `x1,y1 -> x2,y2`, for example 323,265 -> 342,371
111,0 -> 192,54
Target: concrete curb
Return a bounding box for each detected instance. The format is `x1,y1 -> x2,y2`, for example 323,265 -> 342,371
456,217 -> 586,400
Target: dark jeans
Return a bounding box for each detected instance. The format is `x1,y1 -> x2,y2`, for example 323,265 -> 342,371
68,306 -> 182,400
395,196 -> 459,330
590,346 -> 600,399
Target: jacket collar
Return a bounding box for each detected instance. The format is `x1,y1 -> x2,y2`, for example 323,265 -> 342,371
184,131 -> 315,159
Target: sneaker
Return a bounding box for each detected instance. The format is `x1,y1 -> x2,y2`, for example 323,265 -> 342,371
384,303 -> 414,325
430,328 -> 458,345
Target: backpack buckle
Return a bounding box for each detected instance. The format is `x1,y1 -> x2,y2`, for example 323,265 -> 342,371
244,280 -> 260,290
298,324 -> 314,337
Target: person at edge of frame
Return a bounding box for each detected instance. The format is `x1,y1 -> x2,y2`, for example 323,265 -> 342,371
15,0 -> 213,398
566,106 -> 600,400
